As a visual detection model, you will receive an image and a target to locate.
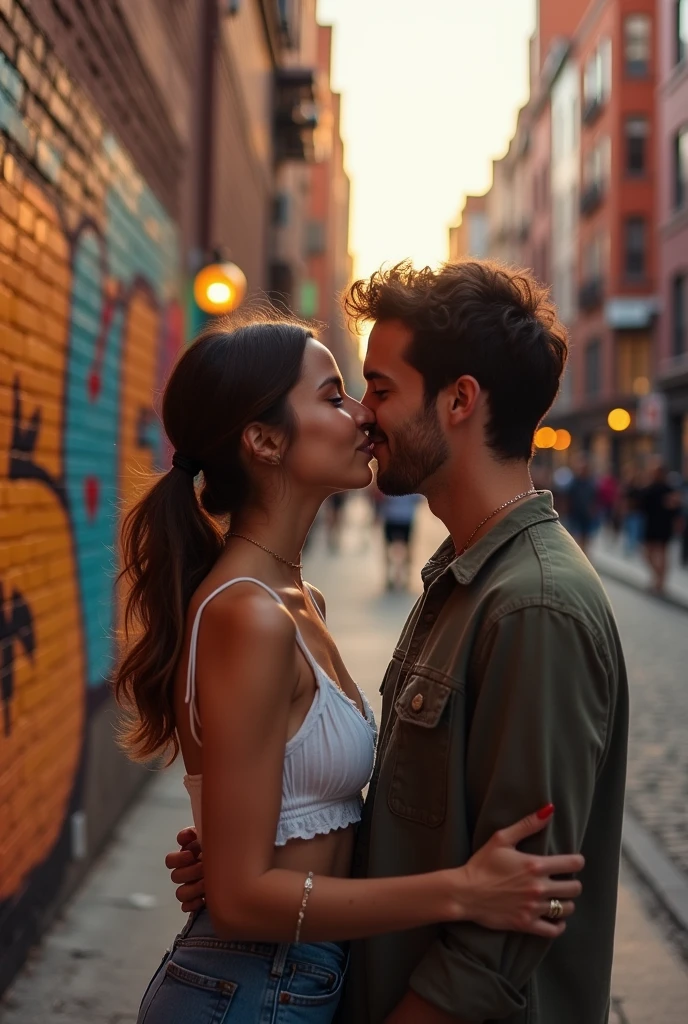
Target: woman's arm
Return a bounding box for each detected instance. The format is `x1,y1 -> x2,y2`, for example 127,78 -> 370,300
195,587 -> 583,944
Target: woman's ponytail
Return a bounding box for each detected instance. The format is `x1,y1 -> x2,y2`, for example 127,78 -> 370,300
114,464 -> 223,762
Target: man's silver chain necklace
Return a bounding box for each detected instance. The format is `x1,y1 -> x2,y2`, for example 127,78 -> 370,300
457,488 -> 537,556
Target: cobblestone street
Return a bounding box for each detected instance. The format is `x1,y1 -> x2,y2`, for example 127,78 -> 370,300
603,579 -> 688,877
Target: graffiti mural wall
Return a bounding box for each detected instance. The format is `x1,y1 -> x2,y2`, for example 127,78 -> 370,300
0,4 -> 182,982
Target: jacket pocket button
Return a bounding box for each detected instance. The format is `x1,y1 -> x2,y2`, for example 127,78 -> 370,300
411,693 -> 424,712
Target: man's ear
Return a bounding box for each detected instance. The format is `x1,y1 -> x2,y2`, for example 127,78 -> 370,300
443,375 -> 482,425
242,423 -> 283,465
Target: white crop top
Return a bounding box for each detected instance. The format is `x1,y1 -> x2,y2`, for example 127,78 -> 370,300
182,577 -> 377,846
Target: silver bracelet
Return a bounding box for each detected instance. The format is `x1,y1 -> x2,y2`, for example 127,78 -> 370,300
294,871 -> 314,943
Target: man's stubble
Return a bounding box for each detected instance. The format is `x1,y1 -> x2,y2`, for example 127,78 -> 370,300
376,402 -> 450,497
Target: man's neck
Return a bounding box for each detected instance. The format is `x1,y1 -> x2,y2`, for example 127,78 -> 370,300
426,460 -> 535,555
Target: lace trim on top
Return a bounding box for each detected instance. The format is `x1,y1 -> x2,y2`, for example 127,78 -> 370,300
275,796 -> 364,847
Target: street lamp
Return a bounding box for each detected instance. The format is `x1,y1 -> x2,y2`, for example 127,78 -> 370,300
193,261 -> 247,315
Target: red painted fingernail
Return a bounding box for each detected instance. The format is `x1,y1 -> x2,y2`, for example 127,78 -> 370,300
536,803 -> 555,820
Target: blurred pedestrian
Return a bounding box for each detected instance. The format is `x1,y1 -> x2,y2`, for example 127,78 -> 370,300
597,471 -> 619,534
324,491 -> 347,551
639,458 -> 681,595
379,492 -> 422,590
620,468 -> 644,555
566,455 -> 598,556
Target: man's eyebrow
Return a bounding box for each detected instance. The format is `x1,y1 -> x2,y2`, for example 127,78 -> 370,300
317,374 -> 344,391
363,370 -> 392,382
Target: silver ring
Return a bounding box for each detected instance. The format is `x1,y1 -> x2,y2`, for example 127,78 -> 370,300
547,898 -> 563,921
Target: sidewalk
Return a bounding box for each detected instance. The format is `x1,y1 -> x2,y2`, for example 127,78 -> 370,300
590,532 -> 688,611
2,497 -> 687,1022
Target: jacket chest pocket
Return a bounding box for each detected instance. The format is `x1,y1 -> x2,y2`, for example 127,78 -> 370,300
387,672 -> 455,828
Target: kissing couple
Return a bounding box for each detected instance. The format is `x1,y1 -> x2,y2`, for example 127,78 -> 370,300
116,259 -> 628,1024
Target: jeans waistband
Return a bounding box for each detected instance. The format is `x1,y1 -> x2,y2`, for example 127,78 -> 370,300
172,909 -> 347,978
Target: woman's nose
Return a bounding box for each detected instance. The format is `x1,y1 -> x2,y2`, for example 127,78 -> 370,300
350,397 -> 376,429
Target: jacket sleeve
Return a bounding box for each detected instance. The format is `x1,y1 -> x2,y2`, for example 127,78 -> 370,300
409,604 -> 613,1020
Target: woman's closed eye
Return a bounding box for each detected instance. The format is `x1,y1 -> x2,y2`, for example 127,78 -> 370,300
328,394 -> 344,407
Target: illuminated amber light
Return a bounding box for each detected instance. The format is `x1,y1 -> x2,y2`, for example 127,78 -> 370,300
553,429 -> 572,451
608,408 -> 631,432
535,426 -> 557,449
193,262 -> 247,314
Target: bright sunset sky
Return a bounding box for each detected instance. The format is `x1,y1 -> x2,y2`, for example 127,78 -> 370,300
317,0 -> 536,279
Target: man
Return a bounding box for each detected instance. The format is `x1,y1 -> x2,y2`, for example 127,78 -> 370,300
639,457 -> 681,595
565,454 -> 599,556
168,260 -> 628,1023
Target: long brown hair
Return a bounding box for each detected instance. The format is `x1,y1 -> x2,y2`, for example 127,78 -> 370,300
114,315 -> 312,762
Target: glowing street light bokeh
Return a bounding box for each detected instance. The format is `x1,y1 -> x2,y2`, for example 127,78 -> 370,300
607,408 -> 631,432
193,261 -> 247,315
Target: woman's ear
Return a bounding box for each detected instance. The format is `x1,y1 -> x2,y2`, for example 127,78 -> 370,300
242,424 -> 282,466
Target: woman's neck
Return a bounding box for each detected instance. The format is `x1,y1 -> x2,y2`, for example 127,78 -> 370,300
229,493 -> 323,568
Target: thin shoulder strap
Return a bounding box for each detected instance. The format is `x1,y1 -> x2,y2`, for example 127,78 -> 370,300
305,582 -> 326,624
184,577 -> 319,746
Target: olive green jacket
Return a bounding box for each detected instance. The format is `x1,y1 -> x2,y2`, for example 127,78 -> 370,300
341,492 -> 628,1023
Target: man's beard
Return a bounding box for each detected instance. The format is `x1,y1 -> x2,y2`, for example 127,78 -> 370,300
376,403 -> 450,496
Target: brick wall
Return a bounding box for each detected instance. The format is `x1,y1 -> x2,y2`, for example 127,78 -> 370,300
0,0 -> 184,990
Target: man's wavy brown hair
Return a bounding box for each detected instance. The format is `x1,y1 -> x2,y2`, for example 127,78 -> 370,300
344,259 -> 568,461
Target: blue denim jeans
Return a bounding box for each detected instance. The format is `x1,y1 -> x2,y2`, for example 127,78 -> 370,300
137,909 -> 348,1023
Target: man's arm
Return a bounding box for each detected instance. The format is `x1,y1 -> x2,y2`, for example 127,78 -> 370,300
385,989 -> 473,1023
405,605 -> 612,1021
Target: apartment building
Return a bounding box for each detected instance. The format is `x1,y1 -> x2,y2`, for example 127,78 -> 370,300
657,0 -> 688,468
448,194 -> 489,260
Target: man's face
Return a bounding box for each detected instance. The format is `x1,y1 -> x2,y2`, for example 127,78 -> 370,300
362,320 -> 449,495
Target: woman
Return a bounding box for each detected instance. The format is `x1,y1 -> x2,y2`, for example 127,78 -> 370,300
115,317 -> 583,1024
639,458 -> 680,595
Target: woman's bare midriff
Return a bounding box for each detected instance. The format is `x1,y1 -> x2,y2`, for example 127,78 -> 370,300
272,823 -> 356,879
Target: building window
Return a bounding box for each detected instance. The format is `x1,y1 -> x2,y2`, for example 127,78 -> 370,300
677,0 -> 688,64
676,125 -> 688,208
673,273 -> 686,355
625,117 -> 648,175
272,193 -> 290,226
305,219 -> 326,255
583,37 -> 612,111
585,339 -> 602,396
624,14 -> 651,77
624,216 -> 646,278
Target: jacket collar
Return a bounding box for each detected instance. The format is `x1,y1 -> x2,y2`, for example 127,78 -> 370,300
421,491 -> 559,588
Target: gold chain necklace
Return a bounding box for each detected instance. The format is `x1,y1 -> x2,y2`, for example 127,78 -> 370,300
457,489 -> 537,556
227,533 -> 303,573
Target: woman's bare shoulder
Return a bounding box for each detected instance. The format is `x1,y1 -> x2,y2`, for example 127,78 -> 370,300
196,580 -> 296,648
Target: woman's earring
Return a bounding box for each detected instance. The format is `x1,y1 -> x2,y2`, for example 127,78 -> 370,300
272,454 -> 281,465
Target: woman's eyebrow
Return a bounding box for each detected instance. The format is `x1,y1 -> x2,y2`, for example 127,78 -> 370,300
317,374 -> 344,391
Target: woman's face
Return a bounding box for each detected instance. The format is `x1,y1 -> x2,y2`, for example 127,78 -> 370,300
283,338 -> 374,494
